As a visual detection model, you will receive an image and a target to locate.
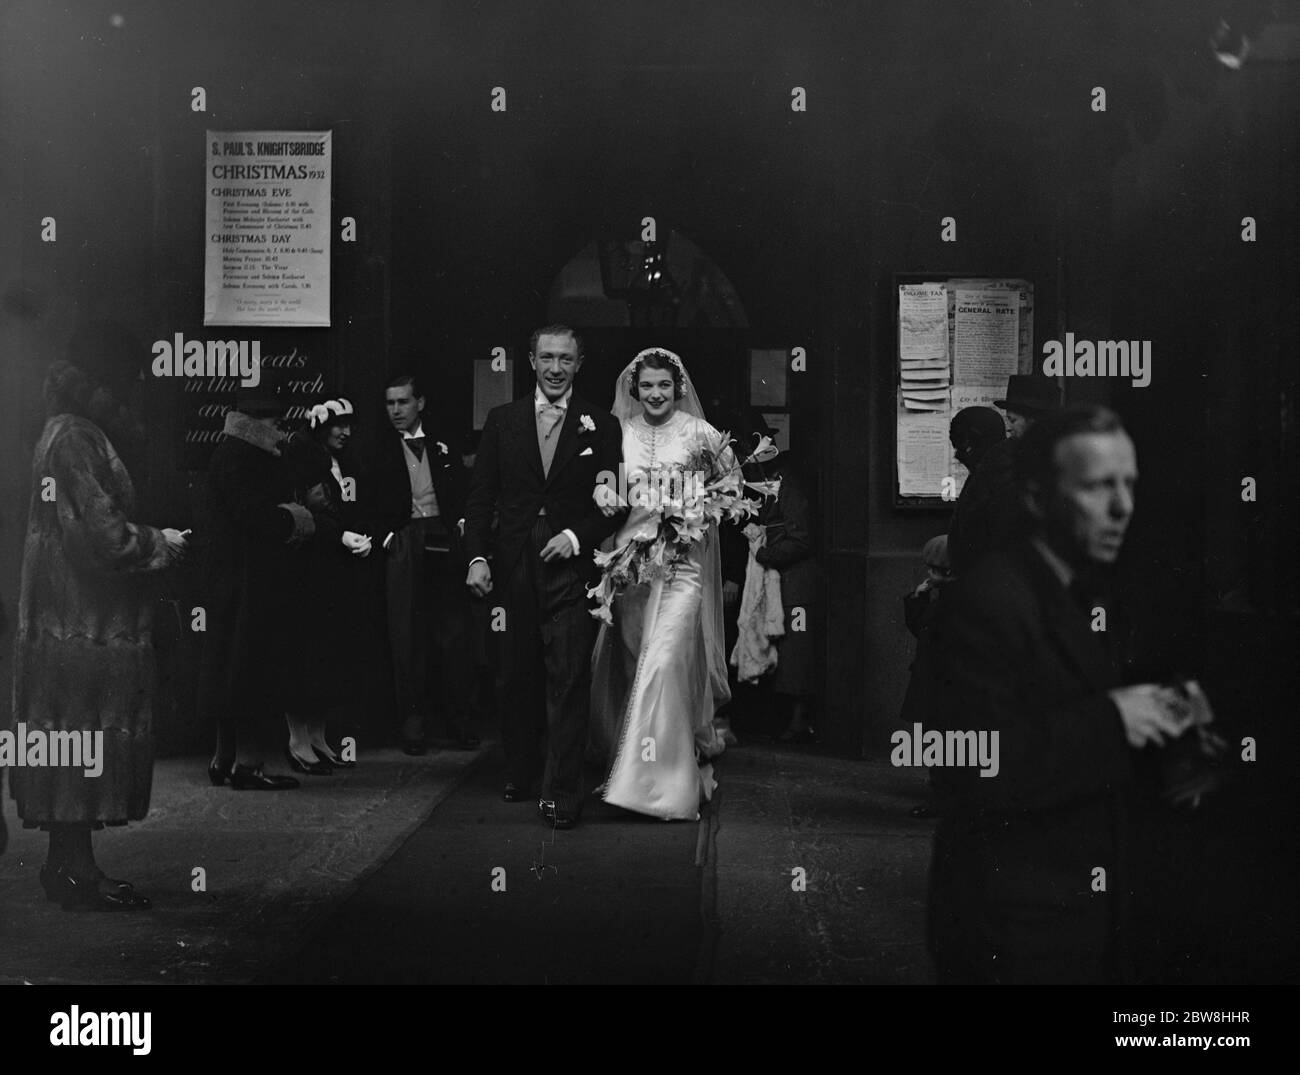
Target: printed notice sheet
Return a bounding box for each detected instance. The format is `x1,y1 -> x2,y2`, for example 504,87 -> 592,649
951,278 -> 1034,374
900,283 -> 952,413
953,289 -> 1018,386
204,130 -> 331,326
897,408 -> 951,497
899,283 -> 949,362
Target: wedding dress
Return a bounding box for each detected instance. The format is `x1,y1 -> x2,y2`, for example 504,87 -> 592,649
590,355 -> 731,821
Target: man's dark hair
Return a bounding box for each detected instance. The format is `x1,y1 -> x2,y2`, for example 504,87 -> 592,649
386,371 -> 423,398
1015,403 -> 1125,492
529,324 -> 583,359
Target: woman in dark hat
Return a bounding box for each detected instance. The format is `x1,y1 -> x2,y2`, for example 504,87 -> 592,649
280,397 -> 372,772
10,323 -> 188,909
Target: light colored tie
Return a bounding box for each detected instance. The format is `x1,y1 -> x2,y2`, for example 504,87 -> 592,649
538,403 -> 565,438
537,403 -> 564,476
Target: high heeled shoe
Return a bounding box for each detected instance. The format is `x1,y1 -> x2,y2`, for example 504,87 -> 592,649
285,748 -> 332,775
229,764 -> 301,790
208,755 -> 234,786
312,745 -> 353,768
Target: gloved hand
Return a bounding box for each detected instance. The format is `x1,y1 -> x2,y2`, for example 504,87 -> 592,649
342,531 -> 372,557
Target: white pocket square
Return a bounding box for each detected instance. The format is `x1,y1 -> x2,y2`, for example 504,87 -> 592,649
579,446 -> 594,456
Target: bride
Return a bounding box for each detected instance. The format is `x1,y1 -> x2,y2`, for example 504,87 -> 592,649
590,348 -> 733,820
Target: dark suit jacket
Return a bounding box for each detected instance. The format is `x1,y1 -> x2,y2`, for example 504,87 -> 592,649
926,538 -> 1135,983
463,394 -> 623,580
370,428 -> 469,543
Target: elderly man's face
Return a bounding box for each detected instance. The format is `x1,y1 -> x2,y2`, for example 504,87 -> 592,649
1039,431 -> 1138,566
1005,409 -> 1032,440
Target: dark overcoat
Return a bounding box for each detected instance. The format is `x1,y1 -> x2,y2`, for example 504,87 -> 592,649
926,539 -> 1135,983
278,433 -> 363,709
197,415 -> 325,729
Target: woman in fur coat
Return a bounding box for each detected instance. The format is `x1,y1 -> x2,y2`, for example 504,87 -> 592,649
10,350 -> 187,910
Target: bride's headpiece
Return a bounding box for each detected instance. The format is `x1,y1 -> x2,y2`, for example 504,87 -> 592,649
611,347 -> 706,423
628,347 -> 686,391
631,347 -> 685,371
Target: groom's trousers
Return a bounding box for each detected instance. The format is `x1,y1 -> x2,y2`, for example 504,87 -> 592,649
496,514 -> 595,815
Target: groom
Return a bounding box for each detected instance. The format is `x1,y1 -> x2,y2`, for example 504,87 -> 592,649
464,325 -> 624,828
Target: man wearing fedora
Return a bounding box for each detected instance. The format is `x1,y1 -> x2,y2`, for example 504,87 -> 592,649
995,373 -> 1061,441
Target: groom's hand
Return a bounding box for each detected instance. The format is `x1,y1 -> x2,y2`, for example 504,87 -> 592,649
539,533 -> 575,562
466,560 -> 493,596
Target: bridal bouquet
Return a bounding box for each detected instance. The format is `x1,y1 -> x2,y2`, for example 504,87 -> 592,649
587,433 -> 781,624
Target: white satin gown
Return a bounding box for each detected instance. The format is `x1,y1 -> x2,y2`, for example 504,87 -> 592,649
591,410 -> 730,820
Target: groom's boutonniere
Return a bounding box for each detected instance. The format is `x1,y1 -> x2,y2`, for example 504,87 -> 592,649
435,440 -> 449,455
579,414 -> 596,434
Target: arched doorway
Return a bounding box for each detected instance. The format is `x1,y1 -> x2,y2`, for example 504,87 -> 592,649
540,229 -> 754,432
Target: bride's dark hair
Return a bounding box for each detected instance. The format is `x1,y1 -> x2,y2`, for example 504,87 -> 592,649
628,350 -> 685,400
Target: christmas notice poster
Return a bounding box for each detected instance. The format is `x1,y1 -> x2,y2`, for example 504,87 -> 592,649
204,130 -> 331,327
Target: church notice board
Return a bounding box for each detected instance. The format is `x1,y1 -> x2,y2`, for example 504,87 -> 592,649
892,274 -> 1034,509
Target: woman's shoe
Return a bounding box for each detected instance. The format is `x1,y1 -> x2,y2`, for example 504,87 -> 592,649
229,764 -> 301,790
43,865 -> 150,911
285,748 -> 332,775
62,873 -> 151,911
208,755 -> 234,786
776,726 -> 818,744
312,744 -> 353,768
